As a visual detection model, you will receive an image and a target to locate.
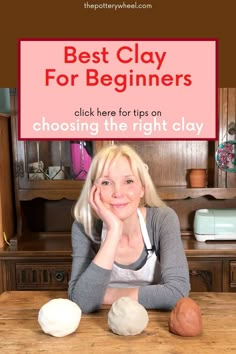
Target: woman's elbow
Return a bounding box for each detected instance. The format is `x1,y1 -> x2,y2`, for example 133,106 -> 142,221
68,288 -> 101,314
169,280 -> 191,309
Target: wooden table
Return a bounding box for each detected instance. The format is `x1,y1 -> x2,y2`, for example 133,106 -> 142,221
0,291 -> 236,353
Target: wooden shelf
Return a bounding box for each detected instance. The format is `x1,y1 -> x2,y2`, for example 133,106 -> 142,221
1,232 -> 236,259
0,232 -> 71,256
157,187 -> 236,200
182,235 -> 236,258
18,187 -> 236,201
18,188 -> 82,201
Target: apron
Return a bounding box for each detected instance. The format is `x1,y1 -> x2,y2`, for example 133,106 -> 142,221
101,208 -> 161,288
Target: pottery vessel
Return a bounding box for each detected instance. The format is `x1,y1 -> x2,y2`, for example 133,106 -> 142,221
189,169 -> 207,188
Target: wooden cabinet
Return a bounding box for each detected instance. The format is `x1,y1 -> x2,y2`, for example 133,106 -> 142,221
0,114 -> 14,249
184,236 -> 236,293
0,88 -> 236,293
0,113 -> 15,294
188,260 -> 222,292
9,90 -> 107,238
0,233 -> 72,291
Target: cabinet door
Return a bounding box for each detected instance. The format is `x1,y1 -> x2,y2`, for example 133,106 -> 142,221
229,261 -> 236,292
10,89 -> 108,196
223,260 -> 236,292
12,113 -> 94,191
0,114 -> 14,248
188,260 -> 222,292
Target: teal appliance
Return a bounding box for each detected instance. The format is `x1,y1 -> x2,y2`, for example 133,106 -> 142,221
193,209 -> 236,242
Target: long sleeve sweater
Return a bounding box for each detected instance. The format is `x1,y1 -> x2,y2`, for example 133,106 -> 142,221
68,207 -> 190,313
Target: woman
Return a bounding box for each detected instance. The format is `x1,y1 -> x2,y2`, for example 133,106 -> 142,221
68,144 -> 190,313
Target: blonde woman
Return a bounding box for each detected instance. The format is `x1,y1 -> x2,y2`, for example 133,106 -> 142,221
68,144 -> 190,313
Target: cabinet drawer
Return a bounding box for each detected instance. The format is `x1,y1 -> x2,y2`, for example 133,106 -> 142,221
188,260 -> 222,292
15,262 -> 71,290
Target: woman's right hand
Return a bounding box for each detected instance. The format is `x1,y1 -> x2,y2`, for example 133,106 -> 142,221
89,184 -> 123,234
89,185 -> 123,269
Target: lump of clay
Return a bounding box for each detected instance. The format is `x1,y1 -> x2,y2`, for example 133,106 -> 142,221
168,297 -> 202,337
108,297 -> 149,336
38,298 -> 82,337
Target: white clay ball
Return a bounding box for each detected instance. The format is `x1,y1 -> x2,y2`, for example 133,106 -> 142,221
38,298 -> 82,337
108,297 -> 149,336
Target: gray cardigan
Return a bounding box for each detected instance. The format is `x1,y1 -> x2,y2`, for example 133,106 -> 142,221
68,207 -> 190,313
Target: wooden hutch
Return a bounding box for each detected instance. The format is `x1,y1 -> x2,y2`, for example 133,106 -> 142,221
0,88 -> 236,293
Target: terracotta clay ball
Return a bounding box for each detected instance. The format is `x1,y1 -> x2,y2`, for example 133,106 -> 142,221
168,297 -> 202,337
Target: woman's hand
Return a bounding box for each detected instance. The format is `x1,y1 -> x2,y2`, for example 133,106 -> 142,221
90,185 -> 123,269
89,184 -> 123,233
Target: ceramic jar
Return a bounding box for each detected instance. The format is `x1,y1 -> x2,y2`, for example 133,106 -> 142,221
188,169 -> 207,188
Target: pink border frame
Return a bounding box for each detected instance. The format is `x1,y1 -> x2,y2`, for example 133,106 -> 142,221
18,38 -> 218,141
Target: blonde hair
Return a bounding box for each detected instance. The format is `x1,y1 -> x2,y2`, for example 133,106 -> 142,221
73,144 -> 165,239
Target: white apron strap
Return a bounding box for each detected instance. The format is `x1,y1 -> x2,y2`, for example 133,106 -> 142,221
137,208 -> 154,256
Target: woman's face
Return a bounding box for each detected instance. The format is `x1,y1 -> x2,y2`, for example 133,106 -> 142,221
96,156 -> 144,220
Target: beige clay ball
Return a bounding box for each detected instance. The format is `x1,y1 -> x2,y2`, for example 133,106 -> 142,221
108,297 -> 149,336
38,298 -> 82,337
168,297 -> 202,337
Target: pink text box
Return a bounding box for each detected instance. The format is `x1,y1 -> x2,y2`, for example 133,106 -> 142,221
19,39 -> 217,140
